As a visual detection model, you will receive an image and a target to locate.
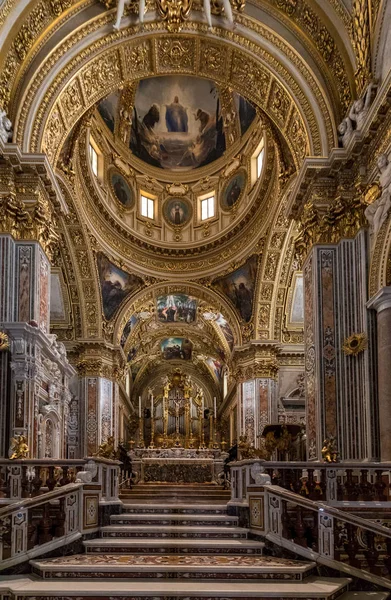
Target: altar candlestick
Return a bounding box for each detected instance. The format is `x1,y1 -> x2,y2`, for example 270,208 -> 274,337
214,397 -> 217,419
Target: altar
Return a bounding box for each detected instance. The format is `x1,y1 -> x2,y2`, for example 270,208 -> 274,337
131,370 -> 227,484
129,447 -> 226,484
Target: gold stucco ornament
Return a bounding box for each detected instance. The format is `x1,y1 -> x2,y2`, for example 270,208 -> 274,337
342,332 -> 367,356
94,435 -> 117,459
9,435 -> 29,459
0,332 -> 9,351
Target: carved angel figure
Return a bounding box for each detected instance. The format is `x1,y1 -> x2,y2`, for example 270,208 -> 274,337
349,81 -> 375,131
203,0 -> 233,29
0,109 -> 12,144
9,435 -> 29,459
94,435 -> 116,459
114,0 -> 145,29
337,117 -> 353,148
365,153 -> 391,236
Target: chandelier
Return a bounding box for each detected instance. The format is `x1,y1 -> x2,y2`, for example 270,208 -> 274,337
111,0 -> 245,33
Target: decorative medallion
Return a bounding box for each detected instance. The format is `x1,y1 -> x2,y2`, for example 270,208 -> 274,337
109,169 -> 134,209
163,197 -> 192,227
221,170 -> 247,210
342,332 -> 367,356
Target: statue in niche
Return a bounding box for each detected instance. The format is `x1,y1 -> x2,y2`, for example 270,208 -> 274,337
365,153 -> 391,235
0,110 -> 12,144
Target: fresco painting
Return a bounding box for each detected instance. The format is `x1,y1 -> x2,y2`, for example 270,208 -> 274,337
233,93 -> 257,135
120,314 -> 138,347
215,313 -> 234,350
164,198 -> 192,226
157,294 -> 197,323
97,92 -> 119,134
213,255 -> 258,322
206,357 -> 223,380
97,253 -> 144,320
129,76 -> 226,171
221,171 -> 246,210
111,171 -> 133,208
161,337 -> 193,360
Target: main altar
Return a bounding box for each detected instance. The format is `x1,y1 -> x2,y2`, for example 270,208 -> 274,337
130,369 -> 228,484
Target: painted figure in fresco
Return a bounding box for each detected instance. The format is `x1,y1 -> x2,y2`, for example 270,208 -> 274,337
171,202 -> 185,225
234,281 -> 252,321
365,153 -> 391,235
113,177 -> 130,206
226,178 -> 241,207
195,109 -> 211,133
113,0 -> 145,29
165,97 -> 188,132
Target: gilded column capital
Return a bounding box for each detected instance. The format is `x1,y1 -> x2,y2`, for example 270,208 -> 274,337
72,343 -> 126,382
232,340 -> 280,380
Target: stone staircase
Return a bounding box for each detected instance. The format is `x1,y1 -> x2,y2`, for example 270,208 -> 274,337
2,484 -> 388,600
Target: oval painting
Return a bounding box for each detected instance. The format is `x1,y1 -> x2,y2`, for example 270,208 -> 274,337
163,198 -> 192,227
221,171 -> 246,210
110,171 -> 133,209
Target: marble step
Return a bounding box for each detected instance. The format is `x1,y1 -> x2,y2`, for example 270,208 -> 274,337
111,513 -> 238,526
339,594 -> 389,600
30,554 -> 316,581
120,502 -> 229,513
0,575 -> 352,598
100,525 -> 248,539
84,537 -> 265,555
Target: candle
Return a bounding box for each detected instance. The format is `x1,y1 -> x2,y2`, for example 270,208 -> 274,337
139,396 -> 141,419
214,397 -> 217,419
201,395 -> 204,419
151,394 -> 154,419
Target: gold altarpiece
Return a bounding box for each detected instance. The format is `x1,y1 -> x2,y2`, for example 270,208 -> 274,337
143,369 -> 216,449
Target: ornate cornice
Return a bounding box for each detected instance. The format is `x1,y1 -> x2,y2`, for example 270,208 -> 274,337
72,343 -> 126,381
232,340 -> 280,380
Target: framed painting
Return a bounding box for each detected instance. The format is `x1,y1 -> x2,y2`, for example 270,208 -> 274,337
221,170 -> 247,210
109,169 -> 134,209
163,198 -> 192,227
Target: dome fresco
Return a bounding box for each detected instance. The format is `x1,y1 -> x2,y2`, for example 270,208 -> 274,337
98,76 -> 256,173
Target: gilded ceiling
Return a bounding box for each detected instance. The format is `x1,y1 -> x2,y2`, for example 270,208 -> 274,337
1,0 -> 390,403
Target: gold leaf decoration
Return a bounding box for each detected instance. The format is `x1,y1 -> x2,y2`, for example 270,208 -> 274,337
342,332 -> 367,356
0,332 -> 9,351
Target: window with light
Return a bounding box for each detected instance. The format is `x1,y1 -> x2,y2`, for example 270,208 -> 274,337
141,195 -> 154,219
201,195 -> 215,221
89,143 -> 98,177
256,147 -> 265,179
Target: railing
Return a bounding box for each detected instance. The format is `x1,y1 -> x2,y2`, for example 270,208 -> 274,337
229,459 -> 391,589
0,457 -> 121,571
0,483 -> 82,570
0,457 -> 121,503
265,485 -> 391,589
230,460 -> 391,506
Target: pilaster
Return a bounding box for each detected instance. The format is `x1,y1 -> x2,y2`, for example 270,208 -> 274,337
304,231 -> 375,461
74,345 -> 126,456
232,341 -> 279,448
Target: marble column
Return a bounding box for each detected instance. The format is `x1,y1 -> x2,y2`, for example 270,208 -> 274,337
367,287 -> 391,460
